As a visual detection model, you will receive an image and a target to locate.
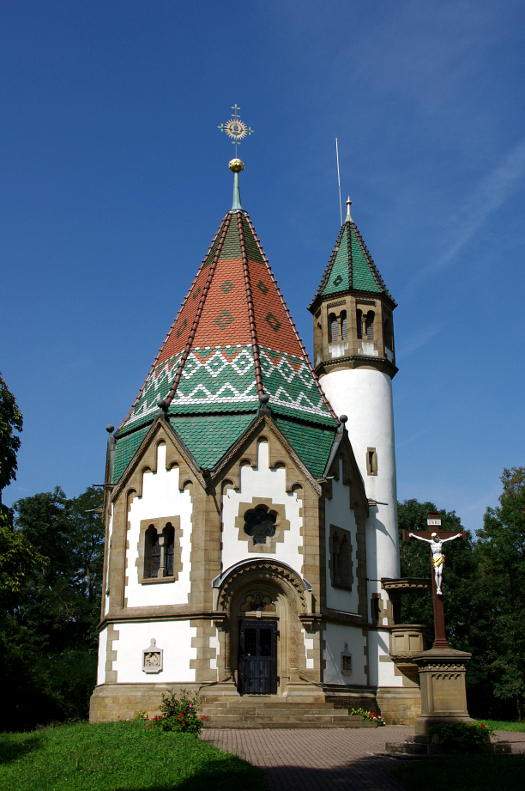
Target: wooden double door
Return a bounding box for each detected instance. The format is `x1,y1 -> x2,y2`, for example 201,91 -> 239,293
238,619 -> 278,695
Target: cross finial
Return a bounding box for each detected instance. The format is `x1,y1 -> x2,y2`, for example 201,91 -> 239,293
218,104 -> 254,158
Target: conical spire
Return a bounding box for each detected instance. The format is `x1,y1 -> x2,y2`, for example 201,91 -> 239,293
113,163 -> 338,483
309,200 -> 395,309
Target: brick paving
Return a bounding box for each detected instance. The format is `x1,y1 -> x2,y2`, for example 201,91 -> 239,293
201,726 -> 525,790
201,726 -> 413,790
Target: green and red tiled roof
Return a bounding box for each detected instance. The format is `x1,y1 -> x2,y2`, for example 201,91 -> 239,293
309,204 -> 396,309
113,188 -> 338,482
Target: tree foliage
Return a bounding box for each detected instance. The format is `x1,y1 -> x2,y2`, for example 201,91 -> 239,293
0,371 -> 22,498
0,373 -> 41,606
474,468 -> 525,719
398,476 -> 525,720
1,486 -> 104,730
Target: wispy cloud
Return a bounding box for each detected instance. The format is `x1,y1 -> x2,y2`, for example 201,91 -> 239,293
396,323 -> 442,360
409,138 -> 525,289
396,429 -> 429,449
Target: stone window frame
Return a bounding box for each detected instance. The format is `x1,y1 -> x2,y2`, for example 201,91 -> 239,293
136,516 -> 183,584
329,524 -> 354,590
234,497 -> 290,554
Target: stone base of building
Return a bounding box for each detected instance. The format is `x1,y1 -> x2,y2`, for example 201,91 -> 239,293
375,686 -> 421,725
89,682 -> 202,723
90,681 -> 422,727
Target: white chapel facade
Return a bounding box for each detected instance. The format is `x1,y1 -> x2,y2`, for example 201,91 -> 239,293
90,161 -> 424,726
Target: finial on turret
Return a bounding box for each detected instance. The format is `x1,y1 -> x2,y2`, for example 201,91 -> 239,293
345,197 -> 353,223
219,106 -> 253,212
229,160 -> 243,211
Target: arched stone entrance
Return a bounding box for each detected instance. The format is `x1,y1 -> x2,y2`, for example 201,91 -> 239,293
212,559 -> 315,696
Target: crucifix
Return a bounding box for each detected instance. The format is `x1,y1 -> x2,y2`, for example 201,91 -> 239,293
403,512 -> 465,650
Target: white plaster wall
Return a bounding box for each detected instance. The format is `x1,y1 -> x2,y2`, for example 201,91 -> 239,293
125,443 -> 193,608
320,369 -> 400,619
324,460 -> 360,613
113,620 -> 197,683
367,628 -> 403,687
209,628 -> 220,681
97,626 -> 108,685
323,623 -> 367,686
104,505 -> 114,617
221,441 -> 303,574
302,629 -> 315,670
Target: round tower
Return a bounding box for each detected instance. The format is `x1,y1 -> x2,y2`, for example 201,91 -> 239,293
309,198 -> 400,593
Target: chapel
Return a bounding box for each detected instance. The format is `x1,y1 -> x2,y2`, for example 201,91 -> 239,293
89,157 -> 425,726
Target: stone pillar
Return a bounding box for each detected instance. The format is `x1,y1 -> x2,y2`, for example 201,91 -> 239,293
413,647 -> 473,741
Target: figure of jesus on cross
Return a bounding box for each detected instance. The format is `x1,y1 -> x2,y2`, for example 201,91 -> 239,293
409,530 -> 462,595
403,512 -> 466,649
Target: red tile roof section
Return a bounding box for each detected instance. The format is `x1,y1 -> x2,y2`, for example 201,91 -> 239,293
244,215 -> 338,420
120,207 -> 338,421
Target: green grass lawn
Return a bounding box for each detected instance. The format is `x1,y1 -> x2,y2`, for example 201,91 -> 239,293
392,755 -> 525,791
0,721 -> 263,791
482,720 -> 525,732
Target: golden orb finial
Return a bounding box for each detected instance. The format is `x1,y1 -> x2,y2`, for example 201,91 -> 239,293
229,158 -> 244,173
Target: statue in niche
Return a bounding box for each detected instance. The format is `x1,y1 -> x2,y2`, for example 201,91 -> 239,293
142,637 -> 163,674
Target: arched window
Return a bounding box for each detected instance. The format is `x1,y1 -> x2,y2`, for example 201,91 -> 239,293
365,311 -> 375,340
340,535 -> 351,587
144,523 -> 175,578
329,313 -> 338,342
384,319 -> 393,351
144,525 -> 159,579
341,311 -> 347,340
163,523 -> 175,576
332,533 -> 341,586
356,309 -> 363,339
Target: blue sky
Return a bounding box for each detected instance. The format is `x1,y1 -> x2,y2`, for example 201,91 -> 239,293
2,0 -> 524,534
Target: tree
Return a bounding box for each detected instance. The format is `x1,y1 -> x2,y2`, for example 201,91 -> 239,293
0,370 -> 22,499
1,485 -> 104,730
0,372 -> 40,605
474,468 -> 525,720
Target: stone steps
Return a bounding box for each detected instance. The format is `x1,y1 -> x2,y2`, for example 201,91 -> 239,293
200,697 -> 377,729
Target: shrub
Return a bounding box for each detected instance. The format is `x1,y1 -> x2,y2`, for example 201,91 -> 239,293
349,706 -> 386,725
145,689 -> 206,735
428,721 -> 494,754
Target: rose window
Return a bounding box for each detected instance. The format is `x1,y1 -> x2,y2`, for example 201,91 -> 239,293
244,508 -> 276,545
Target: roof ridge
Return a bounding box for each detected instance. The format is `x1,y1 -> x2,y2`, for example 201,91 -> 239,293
346,222 -> 353,290
351,222 -> 393,299
164,213 -> 233,406
237,212 -> 264,398
309,224 -> 346,306
244,213 -> 338,421
117,216 -> 230,430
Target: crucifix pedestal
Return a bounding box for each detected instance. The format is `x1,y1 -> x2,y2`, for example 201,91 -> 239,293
403,513 -> 474,740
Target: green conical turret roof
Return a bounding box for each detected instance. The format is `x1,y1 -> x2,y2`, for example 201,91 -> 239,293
309,200 -> 396,309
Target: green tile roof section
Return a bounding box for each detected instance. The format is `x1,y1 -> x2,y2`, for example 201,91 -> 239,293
311,216 -> 395,307
113,426 -> 150,483
273,415 -> 336,478
171,413 -> 255,469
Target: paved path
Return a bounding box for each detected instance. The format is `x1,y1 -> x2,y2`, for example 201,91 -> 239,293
201,727 -> 525,790
202,726 -> 413,790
